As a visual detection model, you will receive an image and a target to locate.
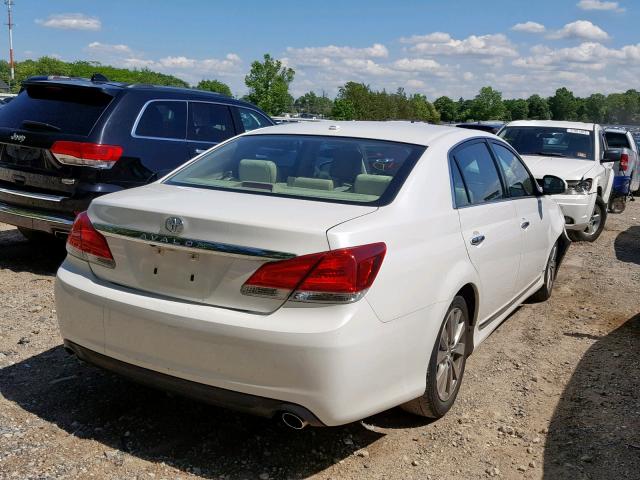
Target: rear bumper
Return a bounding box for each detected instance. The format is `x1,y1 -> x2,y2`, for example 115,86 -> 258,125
552,193 -> 596,231
0,201 -> 74,233
55,256 -> 440,426
63,339 -> 324,426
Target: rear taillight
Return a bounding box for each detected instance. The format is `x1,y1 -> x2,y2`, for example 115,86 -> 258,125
620,153 -> 629,172
241,243 -> 386,304
67,212 -> 115,268
51,141 -> 123,169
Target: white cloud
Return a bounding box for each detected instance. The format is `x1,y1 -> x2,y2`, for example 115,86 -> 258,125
513,41 -> 640,70
463,71 -> 475,81
577,0 -> 625,12
407,33 -> 518,57
36,13 -> 101,31
285,43 -> 388,60
400,32 -> 452,44
406,79 -> 425,88
549,20 -> 610,41
511,21 -> 546,33
392,58 -> 442,72
86,42 -> 133,55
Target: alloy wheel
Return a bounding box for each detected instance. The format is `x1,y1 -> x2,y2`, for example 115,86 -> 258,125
436,307 -> 466,402
584,203 -> 602,236
546,244 -> 558,290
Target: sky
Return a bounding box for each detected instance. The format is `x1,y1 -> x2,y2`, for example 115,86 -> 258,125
7,0 -> 640,100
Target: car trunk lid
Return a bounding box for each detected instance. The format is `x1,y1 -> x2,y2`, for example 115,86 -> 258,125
87,183 -> 377,313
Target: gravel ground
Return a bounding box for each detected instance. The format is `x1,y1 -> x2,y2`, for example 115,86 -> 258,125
0,202 -> 639,480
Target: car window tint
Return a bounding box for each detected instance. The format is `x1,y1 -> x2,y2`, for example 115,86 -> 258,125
188,102 -> 235,143
135,101 -> 186,139
492,143 -> 535,197
454,142 -> 505,204
238,107 -> 271,132
451,161 -> 469,207
605,132 -> 630,149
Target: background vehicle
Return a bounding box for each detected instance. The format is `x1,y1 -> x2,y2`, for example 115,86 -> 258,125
0,75 -> 273,242
499,120 -> 621,242
455,121 -> 504,134
604,127 -> 640,213
56,121 -> 569,427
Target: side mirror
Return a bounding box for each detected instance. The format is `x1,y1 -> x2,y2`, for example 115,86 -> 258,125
603,149 -> 621,163
541,175 -> 567,195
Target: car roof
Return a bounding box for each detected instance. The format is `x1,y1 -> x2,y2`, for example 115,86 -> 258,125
21,76 -> 260,109
506,120 -> 596,131
245,120 -> 494,147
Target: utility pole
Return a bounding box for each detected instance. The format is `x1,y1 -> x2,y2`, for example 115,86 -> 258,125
5,0 -> 13,89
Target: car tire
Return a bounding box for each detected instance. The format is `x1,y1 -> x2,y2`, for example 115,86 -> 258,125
567,196 -> 607,242
400,296 -> 469,419
530,242 -> 558,302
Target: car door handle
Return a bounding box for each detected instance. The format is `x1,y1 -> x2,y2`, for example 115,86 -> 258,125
521,220 -> 530,229
470,234 -> 485,246
195,148 -> 207,154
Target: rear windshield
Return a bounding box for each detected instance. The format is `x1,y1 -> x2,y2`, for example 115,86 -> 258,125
605,131 -> 631,149
0,85 -> 114,136
165,134 -> 426,205
499,126 -> 594,160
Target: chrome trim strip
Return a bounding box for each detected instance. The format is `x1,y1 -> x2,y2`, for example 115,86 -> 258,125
0,202 -> 74,226
93,223 -> 296,261
478,276 -> 542,329
0,186 -> 67,202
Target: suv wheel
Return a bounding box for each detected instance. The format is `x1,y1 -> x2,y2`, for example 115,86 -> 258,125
568,196 -> 606,242
401,296 -> 468,419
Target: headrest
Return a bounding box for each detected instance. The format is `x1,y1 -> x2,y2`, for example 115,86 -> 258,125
354,174 -> 392,196
239,159 -> 277,183
330,148 -> 364,180
289,177 -> 334,190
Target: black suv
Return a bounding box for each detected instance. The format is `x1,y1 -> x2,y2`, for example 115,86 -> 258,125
0,76 -> 274,239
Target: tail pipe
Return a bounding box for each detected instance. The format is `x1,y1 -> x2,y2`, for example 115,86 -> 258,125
281,411 -> 309,430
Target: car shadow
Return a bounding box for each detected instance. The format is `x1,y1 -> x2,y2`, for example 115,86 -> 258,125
0,228 -> 66,275
614,226 -> 640,265
0,346 -> 394,479
543,314 -> 640,479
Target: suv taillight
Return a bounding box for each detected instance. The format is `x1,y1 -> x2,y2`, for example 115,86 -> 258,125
67,212 -> 115,268
241,243 -> 386,304
620,153 -> 629,172
51,141 -> 123,169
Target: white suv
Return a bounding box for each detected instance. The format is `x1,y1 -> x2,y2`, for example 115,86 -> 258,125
499,120 -> 618,242
56,122 -> 569,427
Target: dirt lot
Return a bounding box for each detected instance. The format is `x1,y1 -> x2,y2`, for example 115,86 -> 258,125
0,202 -> 639,480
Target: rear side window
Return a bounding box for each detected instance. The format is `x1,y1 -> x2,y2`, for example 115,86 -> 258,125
188,102 -> 235,143
165,134 -> 425,206
0,85 -> 113,136
605,132 -> 630,149
450,161 -> 470,207
491,143 -> 535,197
238,107 -> 272,132
453,142 -> 505,205
134,100 -> 187,139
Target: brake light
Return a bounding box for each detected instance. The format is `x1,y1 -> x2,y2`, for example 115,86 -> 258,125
51,141 -> 123,169
241,243 -> 386,304
620,153 -> 629,172
66,212 -> 115,268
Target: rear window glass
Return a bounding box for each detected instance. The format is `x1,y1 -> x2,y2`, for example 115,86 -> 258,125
605,132 -> 630,149
165,134 -> 426,205
499,126 -> 594,160
0,85 -> 113,136
135,100 -> 187,139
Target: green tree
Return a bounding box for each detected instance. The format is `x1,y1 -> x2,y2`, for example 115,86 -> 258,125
583,94 -> 607,123
331,98 -> 356,120
456,97 -> 474,122
605,90 -> 639,124
470,86 -> 506,121
196,79 -> 232,96
548,87 -> 577,120
244,54 -> 295,116
408,93 -> 440,123
294,91 -> 333,117
503,99 -> 528,121
527,94 -> 550,120
434,96 -> 457,122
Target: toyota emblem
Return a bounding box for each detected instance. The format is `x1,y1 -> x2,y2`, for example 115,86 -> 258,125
165,217 -> 184,234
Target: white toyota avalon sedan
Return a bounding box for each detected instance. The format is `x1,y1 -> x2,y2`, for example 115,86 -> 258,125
55,121 -> 569,428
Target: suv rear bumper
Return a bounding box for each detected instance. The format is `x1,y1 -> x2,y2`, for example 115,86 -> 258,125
0,201 -> 74,233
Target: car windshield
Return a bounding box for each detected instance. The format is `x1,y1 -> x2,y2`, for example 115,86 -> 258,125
165,134 -> 426,205
499,126 -> 595,160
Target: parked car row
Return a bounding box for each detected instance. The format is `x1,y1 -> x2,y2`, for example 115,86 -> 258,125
0,75 -> 629,429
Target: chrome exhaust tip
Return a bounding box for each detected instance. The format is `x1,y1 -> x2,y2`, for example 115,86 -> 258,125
281,412 -> 308,430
